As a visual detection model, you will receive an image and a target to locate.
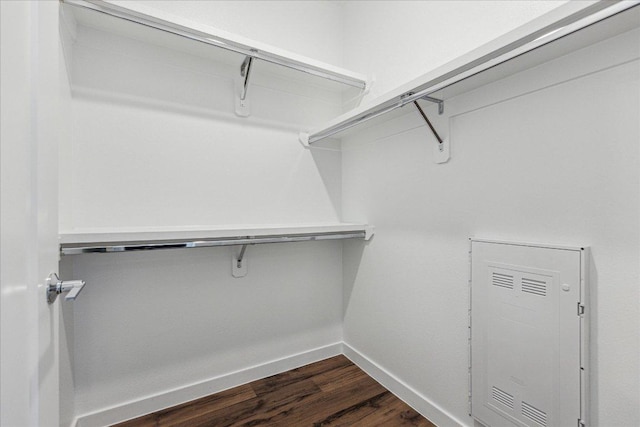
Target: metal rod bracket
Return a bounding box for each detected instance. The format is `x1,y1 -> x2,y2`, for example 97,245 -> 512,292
420,95 -> 444,115
235,56 -> 254,117
413,100 -> 450,164
413,100 -> 443,144
237,244 -> 248,268
232,244 -> 249,278
240,56 -> 253,100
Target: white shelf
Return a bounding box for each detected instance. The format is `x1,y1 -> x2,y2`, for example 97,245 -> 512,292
302,1 -> 639,144
62,0 -> 368,93
59,223 -> 374,246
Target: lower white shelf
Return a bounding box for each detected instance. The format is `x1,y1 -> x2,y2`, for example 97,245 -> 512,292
59,223 -> 374,256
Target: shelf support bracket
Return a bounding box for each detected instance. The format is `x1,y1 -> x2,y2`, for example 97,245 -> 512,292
232,244 -> 249,278
235,55 -> 254,117
413,100 -> 450,164
240,56 -> 253,101
420,95 -> 444,115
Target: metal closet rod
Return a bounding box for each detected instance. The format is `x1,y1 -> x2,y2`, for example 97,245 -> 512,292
307,88 -> 441,143
62,0 -> 367,90
306,0 -> 630,144
60,231 -> 366,256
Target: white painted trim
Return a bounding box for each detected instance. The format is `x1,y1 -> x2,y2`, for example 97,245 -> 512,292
342,342 -> 469,427
72,342 -> 342,427
470,237 -> 585,252
73,342 -> 476,427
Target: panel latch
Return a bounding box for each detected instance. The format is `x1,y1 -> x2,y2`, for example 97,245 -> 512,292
577,302 -> 585,316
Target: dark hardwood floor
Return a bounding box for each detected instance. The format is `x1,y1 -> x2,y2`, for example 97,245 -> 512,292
114,355 -> 436,426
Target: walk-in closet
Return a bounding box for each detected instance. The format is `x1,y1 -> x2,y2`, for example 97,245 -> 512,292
1,1 -> 638,426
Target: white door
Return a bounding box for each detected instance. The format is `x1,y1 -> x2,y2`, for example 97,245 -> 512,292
1,2 -> 63,426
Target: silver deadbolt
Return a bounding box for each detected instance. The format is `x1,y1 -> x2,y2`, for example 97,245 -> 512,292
46,273 -> 86,304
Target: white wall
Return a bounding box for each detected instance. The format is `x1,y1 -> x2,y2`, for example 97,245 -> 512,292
343,1 -> 570,99
59,16 -> 344,230
115,0 -> 345,67
65,241 -> 344,421
59,2 -> 350,423
341,21 -> 639,427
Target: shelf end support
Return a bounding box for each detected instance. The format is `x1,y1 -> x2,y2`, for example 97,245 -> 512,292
299,132 -> 310,148
365,226 -> 375,241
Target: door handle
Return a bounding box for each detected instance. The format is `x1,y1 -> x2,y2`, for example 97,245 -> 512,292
46,273 -> 86,304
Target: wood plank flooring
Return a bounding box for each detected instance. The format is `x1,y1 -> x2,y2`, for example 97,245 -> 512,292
114,355 -> 436,426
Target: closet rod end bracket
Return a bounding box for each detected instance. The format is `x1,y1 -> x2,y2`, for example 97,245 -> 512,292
299,132 -> 310,148
364,226 -> 375,241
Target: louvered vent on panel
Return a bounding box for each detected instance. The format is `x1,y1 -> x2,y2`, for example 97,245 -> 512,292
521,277 -> 547,296
491,386 -> 514,409
522,401 -> 547,426
492,272 -> 514,289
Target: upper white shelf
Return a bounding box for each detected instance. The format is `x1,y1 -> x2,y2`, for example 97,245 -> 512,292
62,0 -> 368,93
60,223 -> 374,244
59,223 -> 375,255
301,1 -> 640,145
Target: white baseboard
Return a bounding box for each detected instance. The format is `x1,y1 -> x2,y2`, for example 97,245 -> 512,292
342,342 -> 468,427
74,342 -> 467,427
73,342 -> 342,427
